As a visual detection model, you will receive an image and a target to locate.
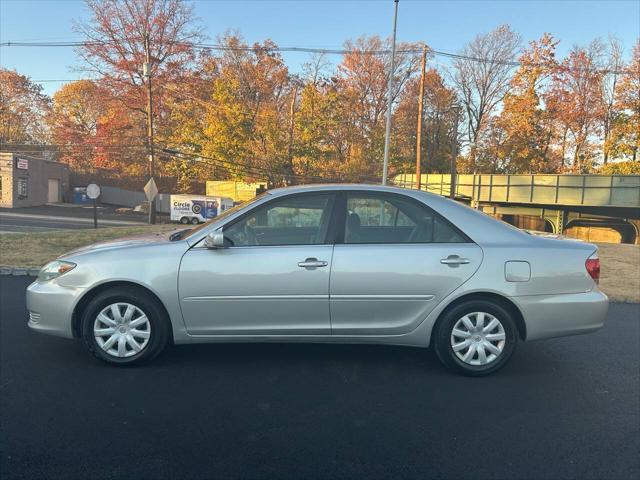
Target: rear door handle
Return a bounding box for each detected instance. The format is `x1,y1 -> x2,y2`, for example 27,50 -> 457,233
298,258 -> 328,269
440,255 -> 470,267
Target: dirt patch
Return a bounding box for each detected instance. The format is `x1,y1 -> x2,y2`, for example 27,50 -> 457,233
597,243 -> 640,303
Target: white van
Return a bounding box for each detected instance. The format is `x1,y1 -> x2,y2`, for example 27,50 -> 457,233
170,195 -> 234,224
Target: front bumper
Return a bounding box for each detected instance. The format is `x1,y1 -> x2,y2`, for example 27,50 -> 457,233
26,280 -> 86,339
514,289 -> 609,341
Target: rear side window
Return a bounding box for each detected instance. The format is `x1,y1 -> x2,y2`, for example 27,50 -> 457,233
344,193 -> 468,244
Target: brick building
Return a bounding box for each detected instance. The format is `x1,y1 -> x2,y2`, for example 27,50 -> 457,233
0,152 -> 70,208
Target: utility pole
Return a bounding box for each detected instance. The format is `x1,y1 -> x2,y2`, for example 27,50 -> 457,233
286,85 -> 298,186
143,33 -> 156,224
450,107 -> 460,199
415,43 -> 427,191
381,0 -> 399,186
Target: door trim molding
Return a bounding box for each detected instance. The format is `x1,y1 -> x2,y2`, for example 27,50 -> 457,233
183,294 -> 328,301
331,294 -> 435,301
184,294 -> 434,302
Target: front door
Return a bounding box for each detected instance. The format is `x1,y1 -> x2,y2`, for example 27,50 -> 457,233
179,192 -> 336,335
329,191 -> 483,335
47,179 -> 60,203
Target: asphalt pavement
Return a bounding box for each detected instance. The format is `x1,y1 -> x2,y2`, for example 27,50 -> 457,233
0,204 -> 165,233
1,276 -> 639,480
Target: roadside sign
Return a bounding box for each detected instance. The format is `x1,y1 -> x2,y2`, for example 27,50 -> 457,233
86,183 -> 101,229
144,178 -> 159,201
16,158 -> 28,170
86,183 -> 101,200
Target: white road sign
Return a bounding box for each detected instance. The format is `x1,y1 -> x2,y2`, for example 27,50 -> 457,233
144,178 -> 159,201
86,183 -> 101,199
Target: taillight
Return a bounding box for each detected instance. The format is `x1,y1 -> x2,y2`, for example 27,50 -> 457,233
585,253 -> 600,284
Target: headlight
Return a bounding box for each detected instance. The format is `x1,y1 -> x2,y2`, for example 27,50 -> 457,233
37,260 -> 77,282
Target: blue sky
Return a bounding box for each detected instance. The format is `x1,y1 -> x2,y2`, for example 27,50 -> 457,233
1,0 -> 639,95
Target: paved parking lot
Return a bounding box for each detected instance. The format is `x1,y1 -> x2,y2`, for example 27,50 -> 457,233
1,276 -> 639,479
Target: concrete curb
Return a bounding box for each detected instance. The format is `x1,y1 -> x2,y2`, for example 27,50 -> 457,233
0,266 -> 40,277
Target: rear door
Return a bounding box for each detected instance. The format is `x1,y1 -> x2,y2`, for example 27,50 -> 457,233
330,191 -> 482,335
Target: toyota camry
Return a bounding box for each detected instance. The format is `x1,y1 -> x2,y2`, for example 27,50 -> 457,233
26,184 -> 608,375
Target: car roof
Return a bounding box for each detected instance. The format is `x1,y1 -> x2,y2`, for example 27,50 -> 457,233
268,183 -> 437,197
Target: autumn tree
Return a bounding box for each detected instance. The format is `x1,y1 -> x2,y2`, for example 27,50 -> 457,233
601,37 -> 625,164
294,82 -> 335,177
494,33 -> 560,173
49,80 -> 106,169
547,40 -> 605,172
394,67 -> 459,174
0,69 -> 51,144
611,40 -> 640,161
194,35 -> 291,184
335,36 -> 420,179
75,0 -> 203,175
157,54 -> 219,191
452,25 -> 521,170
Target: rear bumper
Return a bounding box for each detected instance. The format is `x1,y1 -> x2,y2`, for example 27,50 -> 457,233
26,280 -> 86,339
514,289 -> 609,341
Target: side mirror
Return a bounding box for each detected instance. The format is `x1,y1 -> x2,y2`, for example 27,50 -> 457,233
204,232 -> 226,249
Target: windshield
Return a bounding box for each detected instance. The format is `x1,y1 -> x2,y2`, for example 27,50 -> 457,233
171,193 -> 270,241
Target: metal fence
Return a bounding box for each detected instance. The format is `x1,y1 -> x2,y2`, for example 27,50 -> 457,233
99,186 -> 171,213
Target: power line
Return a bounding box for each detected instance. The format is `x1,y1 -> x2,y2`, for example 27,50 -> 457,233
1,140 -> 396,184
160,146 -> 380,184
1,40 -> 630,75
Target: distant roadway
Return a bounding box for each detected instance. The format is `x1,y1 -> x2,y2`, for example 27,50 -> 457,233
0,212 -> 143,233
0,204 -> 151,233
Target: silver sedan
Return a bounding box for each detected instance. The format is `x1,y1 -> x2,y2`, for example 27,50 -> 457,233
26,184 -> 608,375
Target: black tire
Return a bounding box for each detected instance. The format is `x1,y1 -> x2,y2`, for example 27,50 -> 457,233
81,287 -> 171,366
433,299 -> 517,376
190,217 -> 200,225
180,216 -> 189,224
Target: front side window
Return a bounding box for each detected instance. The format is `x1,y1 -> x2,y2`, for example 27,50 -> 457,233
224,194 -> 334,246
344,193 -> 468,244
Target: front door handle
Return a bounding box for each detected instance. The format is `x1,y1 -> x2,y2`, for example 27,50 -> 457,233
298,258 -> 328,269
440,255 -> 471,267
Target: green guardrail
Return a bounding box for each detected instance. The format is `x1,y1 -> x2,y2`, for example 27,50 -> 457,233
393,173 -> 640,208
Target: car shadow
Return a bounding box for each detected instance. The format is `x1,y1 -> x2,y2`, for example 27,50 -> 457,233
147,340 -> 563,379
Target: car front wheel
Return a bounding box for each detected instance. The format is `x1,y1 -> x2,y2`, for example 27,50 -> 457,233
81,287 -> 170,365
433,300 -> 517,376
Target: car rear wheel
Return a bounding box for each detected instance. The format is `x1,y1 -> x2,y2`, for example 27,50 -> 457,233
190,217 -> 199,224
180,216 -> 190,224
81,287 -> 170,365
433,300 -> 517,376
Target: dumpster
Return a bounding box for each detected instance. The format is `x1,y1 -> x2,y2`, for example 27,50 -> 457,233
72,187 -> 91,205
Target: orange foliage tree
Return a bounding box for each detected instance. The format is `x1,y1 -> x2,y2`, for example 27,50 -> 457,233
494,34 -> 561,173
0,69 -> 51,144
